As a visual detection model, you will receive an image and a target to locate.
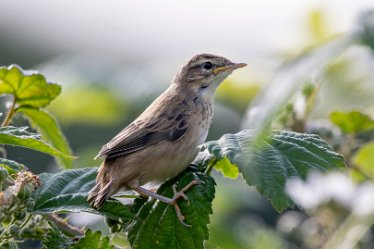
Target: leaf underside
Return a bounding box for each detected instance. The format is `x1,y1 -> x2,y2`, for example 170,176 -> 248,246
204,130 -> 346,212
0,65 -> 61,108
0,126 -> 72,160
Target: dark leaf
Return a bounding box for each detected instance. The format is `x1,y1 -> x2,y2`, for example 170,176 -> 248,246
127,167 -> 215,249
31,168 -> 133,220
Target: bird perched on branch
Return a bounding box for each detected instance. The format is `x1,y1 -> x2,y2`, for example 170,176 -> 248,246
88,54 -> 246,226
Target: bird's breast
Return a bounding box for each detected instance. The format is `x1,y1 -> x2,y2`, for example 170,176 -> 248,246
190,100 -> 213,144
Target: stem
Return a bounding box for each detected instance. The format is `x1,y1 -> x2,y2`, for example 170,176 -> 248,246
45,214 -> 84,237
112,194 -> 141,199
19,213 -> 32,230
204,159 -> 219,175
2,97 -> 17,127
322,213 -> 374,249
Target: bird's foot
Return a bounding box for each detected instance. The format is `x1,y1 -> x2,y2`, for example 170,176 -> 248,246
169,179 -> 200,227
129,180 -> 200,227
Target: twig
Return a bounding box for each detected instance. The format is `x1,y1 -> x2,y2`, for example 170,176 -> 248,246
45,214 -> 84,237
204,158 -> 219,175
113,194 -> 141,199
2,97 -> 17,127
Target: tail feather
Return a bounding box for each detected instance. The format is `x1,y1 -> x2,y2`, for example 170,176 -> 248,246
87,162 -> 115,209
94,180 -> 114,209
87,184 -> 101,206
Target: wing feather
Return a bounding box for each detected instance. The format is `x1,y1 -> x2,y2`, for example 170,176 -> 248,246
95,114 -> 189,159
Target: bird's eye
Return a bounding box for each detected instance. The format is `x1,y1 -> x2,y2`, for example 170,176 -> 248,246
202,61 -> 213,70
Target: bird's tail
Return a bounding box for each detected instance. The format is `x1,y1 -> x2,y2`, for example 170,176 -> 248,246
87,163 -> 115,209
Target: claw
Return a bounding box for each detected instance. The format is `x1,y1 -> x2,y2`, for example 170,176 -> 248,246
169,179 -> 201,226
172,184 -> 189,202
174,203 -> 190,227
132,180 -> 201,227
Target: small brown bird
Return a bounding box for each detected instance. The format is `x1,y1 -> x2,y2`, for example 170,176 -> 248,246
88,54 -> 246,225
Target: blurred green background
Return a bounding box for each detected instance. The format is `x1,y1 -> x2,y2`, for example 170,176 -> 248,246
1,1 -> 374,248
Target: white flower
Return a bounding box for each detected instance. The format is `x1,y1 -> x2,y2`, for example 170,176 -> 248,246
352,183 -> 374,215
286,171 -> 374,215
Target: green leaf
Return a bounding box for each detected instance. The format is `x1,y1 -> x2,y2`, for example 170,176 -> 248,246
0,126 -> 73,160
42,226 -> 114,249
71,229 -> 114,249
0,65 -> 61,108
0,158 -> 27,175
204,130 -> 346,212
352,142 -> 374,181
214,157 -> 239,179
42,225 -> 72,249
17,107 -> 73,169
31,168 -> 133,220
127,167 -> 215,249
330,111 -> 374,134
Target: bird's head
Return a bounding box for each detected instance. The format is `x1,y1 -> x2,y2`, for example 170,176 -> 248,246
173,54 -> 246,96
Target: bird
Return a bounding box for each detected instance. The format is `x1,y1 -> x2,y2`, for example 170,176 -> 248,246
87,54 -> 246,226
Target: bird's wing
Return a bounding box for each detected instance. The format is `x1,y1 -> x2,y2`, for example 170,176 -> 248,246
95,113 -> 189,160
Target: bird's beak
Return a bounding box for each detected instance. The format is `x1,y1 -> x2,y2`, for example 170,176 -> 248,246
213,63 -> 247,74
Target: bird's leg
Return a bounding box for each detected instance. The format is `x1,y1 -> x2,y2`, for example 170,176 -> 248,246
129,179 -> 200,227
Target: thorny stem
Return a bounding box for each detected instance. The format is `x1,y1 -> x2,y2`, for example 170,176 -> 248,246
45,214 -> 84,237
1,96 -> 17,127
204,158 -> 219,175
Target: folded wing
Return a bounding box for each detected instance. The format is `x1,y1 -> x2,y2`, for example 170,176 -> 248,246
96,114 -> 189,160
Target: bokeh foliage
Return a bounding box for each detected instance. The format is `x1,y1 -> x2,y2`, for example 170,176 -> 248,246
0,8 -> 374,249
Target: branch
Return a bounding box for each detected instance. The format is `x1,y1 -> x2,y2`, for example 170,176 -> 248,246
45,214 -> 84,237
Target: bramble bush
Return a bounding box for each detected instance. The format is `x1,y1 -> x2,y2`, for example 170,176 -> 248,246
0,10 -> 374,249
